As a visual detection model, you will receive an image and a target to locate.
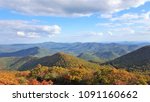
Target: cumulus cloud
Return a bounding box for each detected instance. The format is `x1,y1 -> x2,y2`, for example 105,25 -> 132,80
0,20 -> 61,39
0,0 -> 149,16
97,10 -> 150,36
17,31 -> 40,38
17,31 -> 26,37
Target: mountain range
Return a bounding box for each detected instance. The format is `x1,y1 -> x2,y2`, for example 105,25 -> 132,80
0,42 -> 149,61
0,47 -> 51,57
0,42 -> 150,71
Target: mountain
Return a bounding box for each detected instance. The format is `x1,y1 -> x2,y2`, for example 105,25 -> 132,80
0,56 -> 37,70
0,47 -> 51,57
0,57 -> 19,70
93,51 -> 119,61
9,56 -> 38,70
78,52 -> 104,63
19,52 -> 100,71
76,43 -> 141,61
0,42 -> 149,67
107,46 -> 150,70
0,42 -> 147,59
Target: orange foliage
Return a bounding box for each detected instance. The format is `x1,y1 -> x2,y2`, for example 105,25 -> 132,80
0,71 -> 19,85
28,79 -> 53,85
0,65 -> 149,85
17,71 -> 30,77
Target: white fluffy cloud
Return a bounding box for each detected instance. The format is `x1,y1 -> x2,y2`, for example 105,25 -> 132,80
16,31 -> 40,38
111,12 -> 150,21
0,20 -> 61,38
97,10 -> 150,36
0,0 -> 149,16
17,31 -> 26,37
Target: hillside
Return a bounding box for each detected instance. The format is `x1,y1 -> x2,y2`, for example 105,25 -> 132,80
0,57 -> 19,70
0,47 -> 51,57
0,56 -> 37,70
93,51 -> 119,61
9,56 -> 38,70
19,52 -> 100,71
78,52 -> 104,63
107,46 -> 150,70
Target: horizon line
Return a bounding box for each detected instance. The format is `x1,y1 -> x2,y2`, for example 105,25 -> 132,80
0,41 -> 150,45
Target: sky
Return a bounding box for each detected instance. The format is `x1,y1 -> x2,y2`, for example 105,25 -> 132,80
0,0 -> 150,44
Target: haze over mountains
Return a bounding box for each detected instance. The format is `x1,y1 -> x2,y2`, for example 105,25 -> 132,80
0,42 -> 149,58
0,42 -> 150,71
0,47 -> 50,57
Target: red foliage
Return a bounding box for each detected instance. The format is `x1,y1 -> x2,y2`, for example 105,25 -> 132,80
41,80 -> 53,85
28,79 -> 40,85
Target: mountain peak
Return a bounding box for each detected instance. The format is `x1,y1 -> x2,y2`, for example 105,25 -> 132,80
54,52 -> 66,56
19,52 -> 100,71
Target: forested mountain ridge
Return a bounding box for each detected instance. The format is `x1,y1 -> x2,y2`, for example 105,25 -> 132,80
107,46 -> 150,70
19,52 -> 100,71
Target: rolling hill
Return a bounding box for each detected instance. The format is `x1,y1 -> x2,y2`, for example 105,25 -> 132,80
107,46 -> 150,70
0,47 -> 51,57
19,52 -> 100,71
0,57 -> 19,70
0,56 -> 37,70
78,52 -> 104,63
93,51 -> 119,61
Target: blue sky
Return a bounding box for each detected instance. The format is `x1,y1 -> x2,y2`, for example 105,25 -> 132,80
0,0 -> 150,44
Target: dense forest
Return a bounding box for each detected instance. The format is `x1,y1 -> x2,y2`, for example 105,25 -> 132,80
0,65 -> 150,85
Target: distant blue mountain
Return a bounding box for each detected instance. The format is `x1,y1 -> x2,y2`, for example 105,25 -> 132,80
0,42 -> 150,70
0,42 -> 149,61
0,47 -> 50,57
